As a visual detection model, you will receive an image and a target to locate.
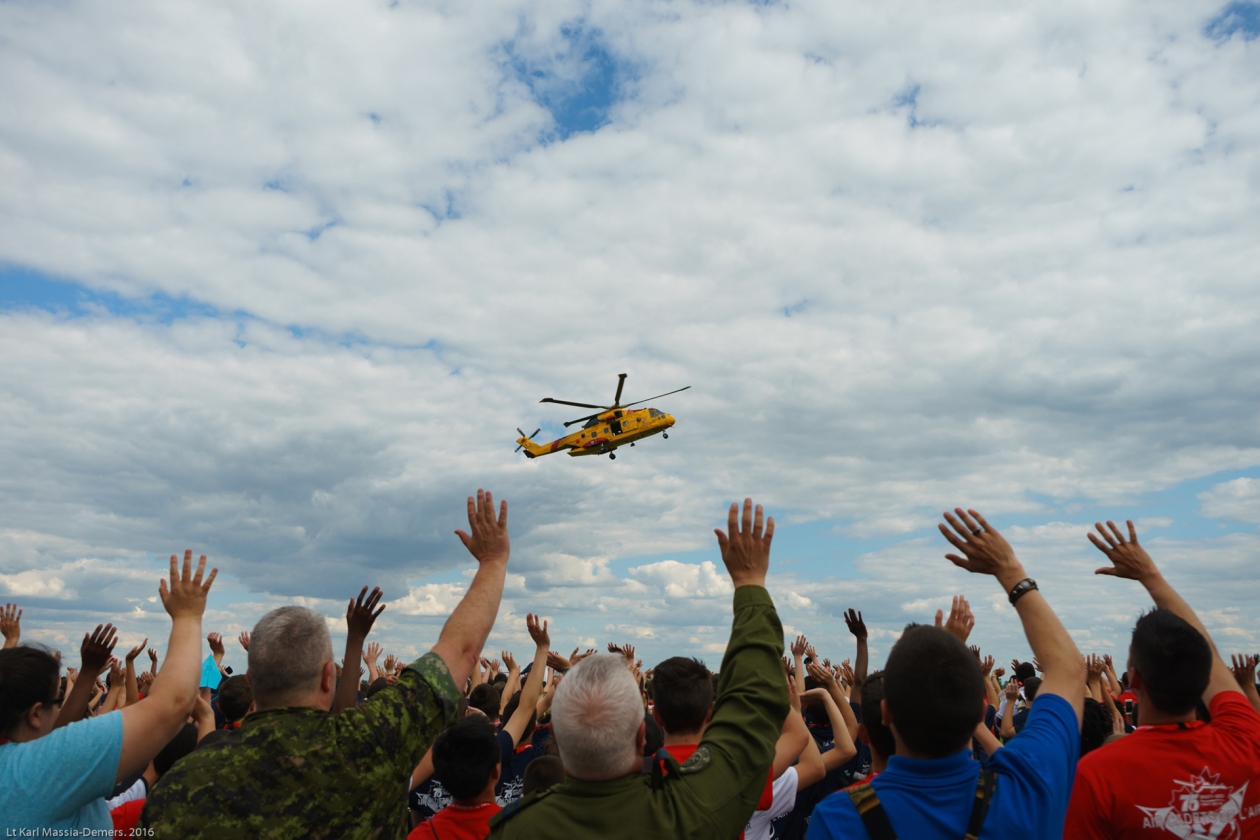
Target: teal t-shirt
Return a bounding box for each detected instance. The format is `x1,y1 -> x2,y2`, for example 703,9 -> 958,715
0,711 -> 123,832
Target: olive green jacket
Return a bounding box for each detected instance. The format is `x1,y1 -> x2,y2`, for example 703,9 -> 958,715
489,585 -> 788,839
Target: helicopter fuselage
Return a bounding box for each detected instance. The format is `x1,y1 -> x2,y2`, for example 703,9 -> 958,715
516,407 -> 675,458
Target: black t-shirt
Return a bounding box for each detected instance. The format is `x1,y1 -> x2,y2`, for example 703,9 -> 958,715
495,729 -> 544,806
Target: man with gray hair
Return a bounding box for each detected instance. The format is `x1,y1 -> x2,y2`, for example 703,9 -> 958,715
142,490 -> 513,839
490,498 -> 789,839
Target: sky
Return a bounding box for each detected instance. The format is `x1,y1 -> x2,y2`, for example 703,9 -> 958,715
1,0 -> 1259,676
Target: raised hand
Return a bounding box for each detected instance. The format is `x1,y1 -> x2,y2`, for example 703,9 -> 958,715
207,632 -> 225,658
1,602 -> 21,648
1085,654 -> 1105,678
346,586 -> 386,639
546,650 -> 571,671
1089,520 -> 1159,583
1005,679 -> 1020,700
714,497 -> 775,588
503,651 -> 518,671
364,641 -> 381,665
107,656 -> 125,684
939,510 -> 1026,589
160,550 -> 218,619
382,654 -> 397,673
81,624 -> 118,675
66,666 -> 79,683
393,658 -> 405,675
981,655 -> 995,676
843,608 -> 867,640
805,642 -> 819,662
125,638 -> 149,663
1230,654 -> 1258,689
238,632 -> 250,652
969,645 -> 981,660
993,666 -> 1005,678
486,658 -> 500,675
935,595 -> 975,644
526,613 -> 550,648
571,648 -> 596,665
790,634 -> 808,658
148,647 -> 159,674
806,660 -> 837,688
454,489 -> 510,566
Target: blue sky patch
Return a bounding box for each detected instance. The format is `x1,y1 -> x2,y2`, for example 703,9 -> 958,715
506,22 -> 629,141
0,265 -> 220,323
1206,1 -> 1260,39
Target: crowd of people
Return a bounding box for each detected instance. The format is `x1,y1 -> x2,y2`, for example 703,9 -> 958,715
2,491 -> 1259,839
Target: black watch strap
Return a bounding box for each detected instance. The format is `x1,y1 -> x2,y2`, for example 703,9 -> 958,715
1007,578 -> 1038,605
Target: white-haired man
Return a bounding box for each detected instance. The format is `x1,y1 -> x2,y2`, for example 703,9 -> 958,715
142,490 -> 512,839
490,498 -> 790,839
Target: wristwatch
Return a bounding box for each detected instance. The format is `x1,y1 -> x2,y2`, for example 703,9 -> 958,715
1007,578 -> 1038,605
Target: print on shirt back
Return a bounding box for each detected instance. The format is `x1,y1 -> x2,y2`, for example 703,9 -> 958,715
1137,768 -> 1251,839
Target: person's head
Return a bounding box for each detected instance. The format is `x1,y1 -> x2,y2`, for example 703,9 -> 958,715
1128,608 -> 1212,716
154,723 -> 199,776
432,716 -> 501,803
1080,698 -> 1110,756
246,606 -> 335,711
501,689 -> 537,742
649,657 -> 713,737
492,672 -> 509,689
217,675 -> 254,723
467,683 -> 501,720
1014,661 -> 1036,683
522,755 -> 565,796
1022,676 -> 1042,703
0,646 -> 61,741
552,654 -> 645,781
883,625 -> 985,759
858,670 -> 896,761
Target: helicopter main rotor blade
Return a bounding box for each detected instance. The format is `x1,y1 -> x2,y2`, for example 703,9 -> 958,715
540,398 -> 608,410
613,373 -> 627,407
621,386 -> 692,408
564,413 -> 602,428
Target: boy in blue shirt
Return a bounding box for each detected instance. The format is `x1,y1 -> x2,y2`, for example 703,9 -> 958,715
809,508 -> 1085,840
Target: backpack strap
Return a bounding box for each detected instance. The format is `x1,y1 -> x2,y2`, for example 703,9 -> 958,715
845,783 -> 898,840
963,769 -> 998,840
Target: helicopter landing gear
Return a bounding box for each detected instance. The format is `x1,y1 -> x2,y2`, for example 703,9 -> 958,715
609,452 -> 616,460
630,442 -> 635,447
662,433 -> 669,439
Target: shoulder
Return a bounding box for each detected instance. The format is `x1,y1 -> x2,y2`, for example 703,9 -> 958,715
806,788 -> 861,839
1209,691 -> 1260,732
489,787 -> 554,832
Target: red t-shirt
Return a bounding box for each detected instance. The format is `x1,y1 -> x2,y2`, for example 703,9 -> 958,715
408,801 -> 502,840
111,799 -> 145,834
1066,691 -> 1260,839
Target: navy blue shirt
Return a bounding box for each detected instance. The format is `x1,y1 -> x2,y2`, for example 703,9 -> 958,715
807,693 -> 1079,840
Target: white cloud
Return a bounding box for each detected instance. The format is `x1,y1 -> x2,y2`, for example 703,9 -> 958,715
629,560 -> 734,600
1199,478 -> 1260,523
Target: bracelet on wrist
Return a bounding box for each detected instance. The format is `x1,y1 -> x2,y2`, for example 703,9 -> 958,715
1007,578 -> 1038,605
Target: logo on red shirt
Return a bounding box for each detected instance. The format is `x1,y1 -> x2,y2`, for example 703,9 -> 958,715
1137,768 -> 1250,838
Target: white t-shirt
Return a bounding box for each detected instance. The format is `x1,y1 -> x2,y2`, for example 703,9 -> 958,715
744,766 -> 799,840
0,711 -> 123,832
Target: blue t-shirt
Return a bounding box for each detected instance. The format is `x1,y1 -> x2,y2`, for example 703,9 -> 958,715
495,729 -> 543,806
807,693 -> 1079,840
0,711 -> 124,832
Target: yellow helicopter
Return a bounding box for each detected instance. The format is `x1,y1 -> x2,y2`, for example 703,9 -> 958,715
515,374 -> 690,460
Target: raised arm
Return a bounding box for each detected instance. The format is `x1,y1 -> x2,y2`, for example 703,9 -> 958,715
843,609 -> 868,687
806,660 -> 859,743
430,490 -> 510,688
790,635 -> 808,697
503,615 -> 551,746
1229,654 -> 1260,714
116,550 -> 216,782
500,651 -> 521,716
54,624 -> 117,728
940,509 -> 1086,723
124,638 -> 148,707
1088,520 -> 1239,706
693,498 -> 789,834
772,680 -> 811,778
364,641 -> 382,685
333,586 -> 385,713
1000,679 -> 1019,740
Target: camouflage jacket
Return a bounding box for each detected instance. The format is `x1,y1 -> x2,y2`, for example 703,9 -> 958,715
140,652 -> 460,839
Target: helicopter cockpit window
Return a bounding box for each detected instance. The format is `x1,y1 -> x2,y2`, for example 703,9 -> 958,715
583,417 -> 601,429
648,409 -> 662,418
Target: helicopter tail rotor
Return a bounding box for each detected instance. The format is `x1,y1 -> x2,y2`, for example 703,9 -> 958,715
515,428 -> 542,453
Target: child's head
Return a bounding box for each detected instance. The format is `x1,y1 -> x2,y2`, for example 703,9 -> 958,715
432,716 -> 501,801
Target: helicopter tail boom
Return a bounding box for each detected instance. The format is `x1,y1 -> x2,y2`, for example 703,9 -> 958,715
514,434 -> 550,459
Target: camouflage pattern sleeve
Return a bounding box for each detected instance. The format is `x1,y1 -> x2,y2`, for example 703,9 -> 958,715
350,651 -> 461,775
